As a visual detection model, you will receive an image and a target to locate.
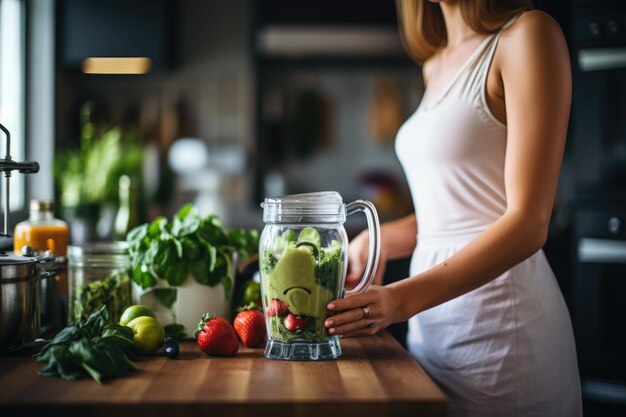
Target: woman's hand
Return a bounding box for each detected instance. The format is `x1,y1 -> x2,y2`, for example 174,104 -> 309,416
346,230 -> 387,288
324,285 -> 402,338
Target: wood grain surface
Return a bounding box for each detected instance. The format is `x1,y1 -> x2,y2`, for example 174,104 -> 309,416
0,332 -> 446,417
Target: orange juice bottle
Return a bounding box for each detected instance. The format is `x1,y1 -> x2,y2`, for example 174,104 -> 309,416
14,200 -> 69,294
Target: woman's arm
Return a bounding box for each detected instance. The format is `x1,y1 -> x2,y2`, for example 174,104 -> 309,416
346,213 -> 417,286
381,214 -> 418,261
326,11 -> 571,335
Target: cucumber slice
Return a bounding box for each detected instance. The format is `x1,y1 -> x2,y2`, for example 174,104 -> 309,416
282,229 -> 297,243
274,229 -> 297,255
295,241 -> 319,259
298,227 -> 321,247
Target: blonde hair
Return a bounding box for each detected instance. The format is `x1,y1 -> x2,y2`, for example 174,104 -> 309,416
396,0 -> 533,64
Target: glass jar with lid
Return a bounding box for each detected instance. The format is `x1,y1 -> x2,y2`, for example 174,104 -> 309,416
67,242 -> 132,323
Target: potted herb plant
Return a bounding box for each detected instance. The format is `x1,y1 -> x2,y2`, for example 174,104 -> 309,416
126,204 -> 258,338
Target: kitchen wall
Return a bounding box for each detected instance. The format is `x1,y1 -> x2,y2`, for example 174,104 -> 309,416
55,0 -> 255,227
55,0 -> 422,230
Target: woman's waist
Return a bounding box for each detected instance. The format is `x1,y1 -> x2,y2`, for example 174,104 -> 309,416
416,225 -> 491,249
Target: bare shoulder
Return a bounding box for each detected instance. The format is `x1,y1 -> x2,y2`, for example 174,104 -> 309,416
497,9 -> 570,85
500,10 -> 568,55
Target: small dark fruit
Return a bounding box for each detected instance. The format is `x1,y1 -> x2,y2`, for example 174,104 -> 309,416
163,337 -> 180,359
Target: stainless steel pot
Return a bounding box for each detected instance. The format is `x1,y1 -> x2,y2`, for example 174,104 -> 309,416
0,252 -> 55,352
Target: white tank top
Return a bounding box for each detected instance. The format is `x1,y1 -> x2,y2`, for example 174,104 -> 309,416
396,20 -> 512,246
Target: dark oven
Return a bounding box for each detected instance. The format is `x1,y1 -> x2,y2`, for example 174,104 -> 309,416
570,0 -> 626,406
573,207 -> 626,403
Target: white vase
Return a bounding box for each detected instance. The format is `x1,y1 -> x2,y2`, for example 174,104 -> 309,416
132,273 -> 233,339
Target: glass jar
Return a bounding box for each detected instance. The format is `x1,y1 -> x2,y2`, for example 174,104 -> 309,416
14,200 -> 69,257
67,242 -> 132,323
14,199 -> 69,331
259,192 -> 380,360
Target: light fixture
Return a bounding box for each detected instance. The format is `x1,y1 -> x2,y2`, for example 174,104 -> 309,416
81,57 -> 152,74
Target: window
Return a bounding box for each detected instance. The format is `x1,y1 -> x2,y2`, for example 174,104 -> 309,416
0,0 -> 25,212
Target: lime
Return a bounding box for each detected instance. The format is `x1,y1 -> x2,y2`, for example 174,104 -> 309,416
298,227 -> 321,247
242,281 -> 261,305
120,305 -> 156,326
127,316 -> 165,355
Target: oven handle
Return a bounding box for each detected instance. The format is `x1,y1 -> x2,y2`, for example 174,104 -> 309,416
578,47 -> 626,71
578,238 -> 626,264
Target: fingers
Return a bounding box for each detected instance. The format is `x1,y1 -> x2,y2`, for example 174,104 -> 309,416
340,326 -> 381,338
327,317 -> 370,335
325,304 -> 381,336
327,291 -> 371,312
324,306 -> 367,328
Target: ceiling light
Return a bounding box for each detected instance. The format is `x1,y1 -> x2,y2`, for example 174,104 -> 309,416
81,57 -> 151,74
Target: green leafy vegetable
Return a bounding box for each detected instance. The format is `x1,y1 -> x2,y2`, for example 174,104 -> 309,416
37,306 -> 138,384
153,288 -> 177,309
71,271 -> 132,323
127,204 -> 259,299
317,245 -> 343,292
261,250 -> 278,274
227,228 -> 260,260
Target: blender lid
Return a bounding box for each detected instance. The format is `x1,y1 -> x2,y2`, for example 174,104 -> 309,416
261,191 -> 346,224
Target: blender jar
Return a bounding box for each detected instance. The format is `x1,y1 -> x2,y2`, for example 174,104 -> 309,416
259,192 -> 380,360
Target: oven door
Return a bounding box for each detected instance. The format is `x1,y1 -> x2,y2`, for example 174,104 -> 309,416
574,210 -> 626,403
571,4 -> 626,197
571,65 -> 626,195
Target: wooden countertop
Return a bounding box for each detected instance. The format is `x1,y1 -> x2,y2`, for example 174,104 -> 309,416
0,332 -> 446,417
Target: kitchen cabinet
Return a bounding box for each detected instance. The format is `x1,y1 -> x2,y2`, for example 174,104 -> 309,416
0,332 -> 446,417
58,0 -> 177,71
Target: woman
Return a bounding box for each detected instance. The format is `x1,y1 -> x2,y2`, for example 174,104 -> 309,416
324,1 -> 582,415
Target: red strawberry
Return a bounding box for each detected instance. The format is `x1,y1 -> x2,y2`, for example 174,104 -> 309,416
194,313 -> 239,356
284,313 -> 309,332
234,308 -> 266,348
266,299 -> 289,317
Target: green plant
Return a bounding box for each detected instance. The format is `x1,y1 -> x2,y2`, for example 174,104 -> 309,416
54,109 -> 143,210
37,306 -> 139,384
126,204 -> 259,299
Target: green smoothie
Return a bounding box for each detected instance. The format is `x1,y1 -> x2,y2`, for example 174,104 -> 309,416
261,228 -> 343,342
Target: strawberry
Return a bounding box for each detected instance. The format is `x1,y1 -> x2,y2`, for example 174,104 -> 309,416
284,313 -> 309,332
194,313 -> 239,356
266,299 -> 289,318
234,308 -> 266,348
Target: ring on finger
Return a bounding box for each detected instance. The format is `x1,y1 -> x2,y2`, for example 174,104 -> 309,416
362,306 -> 370,319
366,321 -> 377,329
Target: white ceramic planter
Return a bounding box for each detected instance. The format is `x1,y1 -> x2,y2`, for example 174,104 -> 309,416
132,273 -> 233,339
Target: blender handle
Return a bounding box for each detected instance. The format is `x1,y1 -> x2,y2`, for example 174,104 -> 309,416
344,200 -> 381,296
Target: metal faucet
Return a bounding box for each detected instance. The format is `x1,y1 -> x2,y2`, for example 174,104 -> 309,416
0,122 -> 40,237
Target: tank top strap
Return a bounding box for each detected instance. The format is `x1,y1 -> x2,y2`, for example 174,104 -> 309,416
460,14 -> 522,96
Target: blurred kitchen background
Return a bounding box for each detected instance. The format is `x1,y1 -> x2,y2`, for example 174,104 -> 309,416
0,0 -> 625,414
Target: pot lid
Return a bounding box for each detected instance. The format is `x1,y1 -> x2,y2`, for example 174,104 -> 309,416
0,250 -> 36,265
